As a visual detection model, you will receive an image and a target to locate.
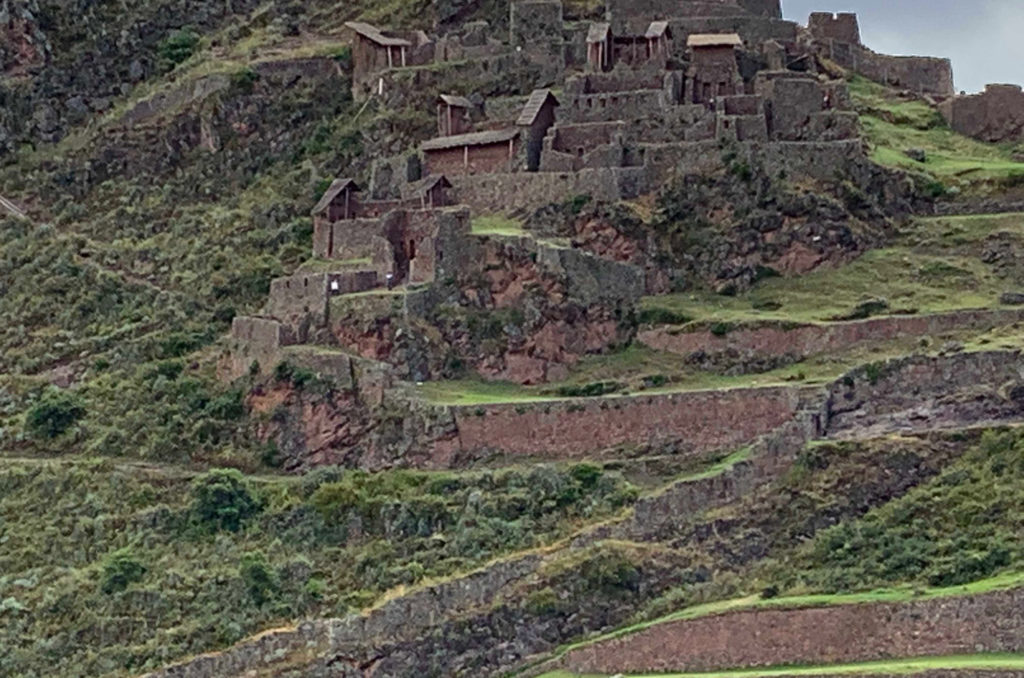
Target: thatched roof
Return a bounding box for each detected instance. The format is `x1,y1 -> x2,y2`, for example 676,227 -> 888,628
312,178 -> 360,214
516,89 -> 560,126
687,33 -> 742,48
421,128 -> 519,151
344,22 -> 412,47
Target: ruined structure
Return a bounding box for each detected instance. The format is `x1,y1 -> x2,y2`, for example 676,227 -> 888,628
940,84 -> 1024,143
806,12 -> 954,97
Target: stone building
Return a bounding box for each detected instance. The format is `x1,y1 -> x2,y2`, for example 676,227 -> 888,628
437,94 -> 475,136
586,22 -> 613,72
312,178 -> 360,228
344,21 -> 434,98
517,89 -> 560,171
403,174 -> 454,209
421,128 -> 521,175
686,33 -> 743,105
939,84 -> 1024,143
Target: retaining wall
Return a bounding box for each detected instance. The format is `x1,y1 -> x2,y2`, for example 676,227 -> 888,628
639,309 -> 1024,361
437,385 -> 815,465
558,587 -> 1024,675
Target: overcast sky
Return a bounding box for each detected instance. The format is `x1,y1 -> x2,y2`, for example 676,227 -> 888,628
781,0 -> 1024,93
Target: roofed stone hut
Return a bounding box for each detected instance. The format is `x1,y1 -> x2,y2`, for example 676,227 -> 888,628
517,89 -> 560,172
421,129 -> 520,175
645,21 -> 672,62
437,94 -> 475,136
686,33 -> 743,105
586,22 -> 613,72
345,22 -> 412,77
312,178 -> 361,223
404,174 -> 454,209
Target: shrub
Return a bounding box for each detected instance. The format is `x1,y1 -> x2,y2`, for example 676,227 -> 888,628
240,550 -> 278,606
709,322 -> 733,337
158,28 -> 200,69
190,469 -> 262,532
636,307 -> 691,326
553,381 -> 623,398
524,587 -> 560,615
25,389 -> 86,439
100,547 -> 146,594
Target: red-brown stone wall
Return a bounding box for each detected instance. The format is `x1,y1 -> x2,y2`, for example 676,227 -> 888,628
438,385 -> 810,465
559,588 -> 1024,675
424,141 -> 518,176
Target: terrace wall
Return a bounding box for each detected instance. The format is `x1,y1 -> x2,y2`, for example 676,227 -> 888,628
639,309 -> 1024,363
558,587 -> 1024,675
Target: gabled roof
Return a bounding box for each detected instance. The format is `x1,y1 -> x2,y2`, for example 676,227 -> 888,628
404,174 -> 453,198
516,89 -> 560,126
438,94 -> 474,109
421,128 -> 519,151
687,33 -> 743,48
587,22 -> 611,44
344,21 -> 412,47
312,178 -> 360,214
645,21 -> 671,39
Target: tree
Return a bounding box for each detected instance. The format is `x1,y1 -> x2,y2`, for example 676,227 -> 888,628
25,389 -> 85,439
189,468 -> 261,532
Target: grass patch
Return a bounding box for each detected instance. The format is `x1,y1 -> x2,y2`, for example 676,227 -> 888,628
471,215 -> 526,237
536,653 -> 1024,678
849,75 -> 1024,189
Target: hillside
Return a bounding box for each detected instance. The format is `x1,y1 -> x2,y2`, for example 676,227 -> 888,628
3,1 -> 1024,677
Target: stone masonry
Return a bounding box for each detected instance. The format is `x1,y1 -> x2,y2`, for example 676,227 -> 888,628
940,83 -> 1024,143
557,587 -> 1024,675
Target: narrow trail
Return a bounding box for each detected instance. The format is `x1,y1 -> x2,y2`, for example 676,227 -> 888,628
0,194 -> 28,220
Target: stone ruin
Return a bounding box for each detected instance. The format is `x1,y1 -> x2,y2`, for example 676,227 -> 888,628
229,0 -> 991,389
940,84 -> 1024,144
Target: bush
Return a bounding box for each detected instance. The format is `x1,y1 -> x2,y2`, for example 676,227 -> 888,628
158,28 -> 200,69
190,469 -> 262,532
240,550 -> 278,606
553,381 -> 623,398
100,547 -> 146,594
636,307 -> 692,326
25,389 -> 86,439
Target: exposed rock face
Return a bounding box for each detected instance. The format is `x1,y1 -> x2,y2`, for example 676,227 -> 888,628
529,158 -> 909,293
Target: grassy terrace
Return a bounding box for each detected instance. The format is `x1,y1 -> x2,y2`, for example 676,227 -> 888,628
848,75 -> 1024,188
642,213 -> 1024,326
533,570 -> 1024,674
537,654 -> 1024,678
420,212 -> 1024,407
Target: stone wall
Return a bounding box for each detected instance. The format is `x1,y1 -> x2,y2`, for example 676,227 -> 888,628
639,309 -> 1024,366
940,84 -> 1024,143
807,12 -> 860,45
557,587 -> 1024,675
821,40 -> 954,97
824,350 -> 1024,439
438,385 -> 813,466
227,317 -> 296,379
449,168 -> 634,212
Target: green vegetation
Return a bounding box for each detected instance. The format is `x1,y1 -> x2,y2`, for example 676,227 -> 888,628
537,654 -> 1024,678
472,214 -> 527,236
0,459 -> 636,677
774,428 -> 1024,592
849,75 -> 1024,190
641,212 -> 1024,326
